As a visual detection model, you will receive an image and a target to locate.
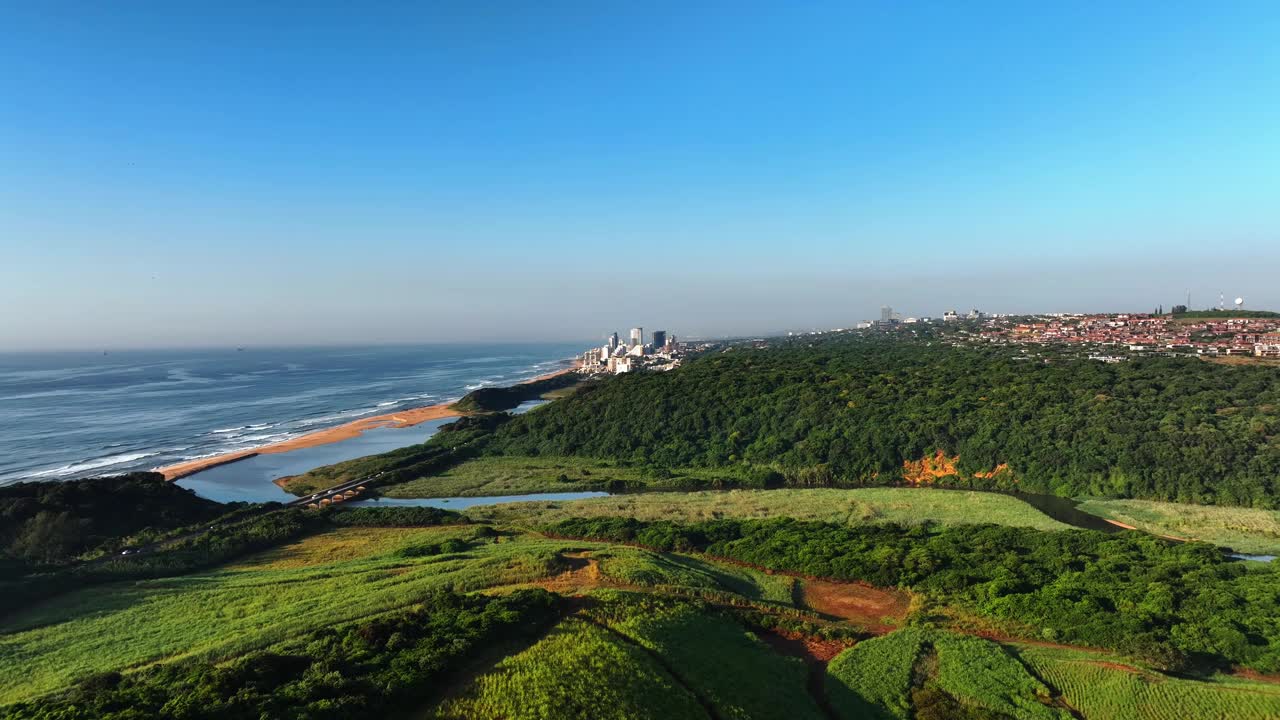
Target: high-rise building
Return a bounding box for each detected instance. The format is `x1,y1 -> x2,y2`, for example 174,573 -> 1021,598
608,332 -> 619,351
630,327 -> 643,348
651,330 -> 667,349
880,306 -> 893,322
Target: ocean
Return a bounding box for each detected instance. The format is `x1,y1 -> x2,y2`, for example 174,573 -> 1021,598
0,343 -> 584,487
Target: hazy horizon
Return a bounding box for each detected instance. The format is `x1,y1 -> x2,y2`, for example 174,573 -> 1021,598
4,3 -> 1278,350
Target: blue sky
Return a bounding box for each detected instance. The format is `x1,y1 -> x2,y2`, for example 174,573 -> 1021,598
3,2 -> 1279,348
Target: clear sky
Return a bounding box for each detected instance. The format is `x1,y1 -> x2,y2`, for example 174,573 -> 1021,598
3,2 -> 1279,349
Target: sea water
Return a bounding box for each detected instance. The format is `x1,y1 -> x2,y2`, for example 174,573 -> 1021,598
0,343 -> 583,485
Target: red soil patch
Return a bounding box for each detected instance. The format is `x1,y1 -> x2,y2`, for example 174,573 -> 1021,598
531,552 -> 613,593
756,628 -> 853,663
801,579 -> 910,631
1233,668 -> 1280,685
1088,660 -> 1145,675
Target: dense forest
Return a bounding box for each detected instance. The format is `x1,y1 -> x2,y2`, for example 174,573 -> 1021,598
550,516 -> 1280,673
0,589 -> 560,720
0,473 -> 224,569
481,338 -> 1280,506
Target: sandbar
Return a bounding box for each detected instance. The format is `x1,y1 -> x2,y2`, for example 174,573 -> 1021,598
157,366 -> 574,482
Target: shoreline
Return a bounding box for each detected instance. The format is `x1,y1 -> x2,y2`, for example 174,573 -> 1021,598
156,365 -> 576,482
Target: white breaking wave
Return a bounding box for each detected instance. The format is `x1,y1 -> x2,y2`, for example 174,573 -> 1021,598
294,406 -> 383,427
28,452 -> 158,478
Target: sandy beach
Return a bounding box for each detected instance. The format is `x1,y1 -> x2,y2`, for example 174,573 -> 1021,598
157,366 -> 575,482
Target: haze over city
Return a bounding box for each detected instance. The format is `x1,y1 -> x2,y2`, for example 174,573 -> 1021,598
3,2 -> 1278,349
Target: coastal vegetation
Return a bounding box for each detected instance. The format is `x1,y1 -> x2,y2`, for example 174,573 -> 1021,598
548,516 -> 1280,672
6,505 -> 1280,717
466,487 -> 1071,531
1,588 -> 560,720
0,497 -> 464,618
0,472 -> 224,568
0,525 -> 561,704
463,338 -> 1280,507
11,340 -> 1280,717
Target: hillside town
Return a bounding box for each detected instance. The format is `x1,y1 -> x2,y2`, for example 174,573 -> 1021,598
950,313 -> 1280,359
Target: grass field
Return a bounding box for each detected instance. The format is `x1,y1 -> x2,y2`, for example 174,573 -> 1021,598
431,617 -> 708,720
382,456 -> 736,498
0,524 -> 816,706
1077,498 -> 1280,555
826,627 -> 926,720
469,487 -> 1072,531
585,591 -> 824,720
826,629 -> 1074,720
11,505 -> 1280,717
1018,644 -> 1280,720
931,633 -> 1064,719
592,547 -> 797,606
0,526 -> 593,705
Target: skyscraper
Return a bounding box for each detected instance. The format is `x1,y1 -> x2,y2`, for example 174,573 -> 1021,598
651,330 -> 667,349
880,306 -> 893,322
608,332 -> 619,351
630,327 -> 643,348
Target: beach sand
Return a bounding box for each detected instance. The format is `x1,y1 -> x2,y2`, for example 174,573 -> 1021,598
157,366 -> 575,482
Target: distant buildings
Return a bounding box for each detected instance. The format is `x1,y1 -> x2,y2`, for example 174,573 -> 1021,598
880,306 -> 893,322
1258,333 -> 1280,359
579,325 -> 683,375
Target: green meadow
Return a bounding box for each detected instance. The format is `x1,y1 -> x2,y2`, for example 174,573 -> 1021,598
467,487 -> 1071,531
1019,644 -> 1280,720
0,526 -> 580,704
381,455 -> 737,498
1077,497 -> 1280,555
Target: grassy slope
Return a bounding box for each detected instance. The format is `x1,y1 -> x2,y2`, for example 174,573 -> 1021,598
587,592 -> 824,720
930,632 -> 1064,720
826,627 -> 926,720
0,526 -> 588,704
431,618 -> 708,720
468,487 -> 1071,531
382,455 -> 735,498
829,629 -> 1280,720
1019,644 -> 1280,720
0,522 -> 821,706
1077,498 -> 1280,555
600,548 -> 797,606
